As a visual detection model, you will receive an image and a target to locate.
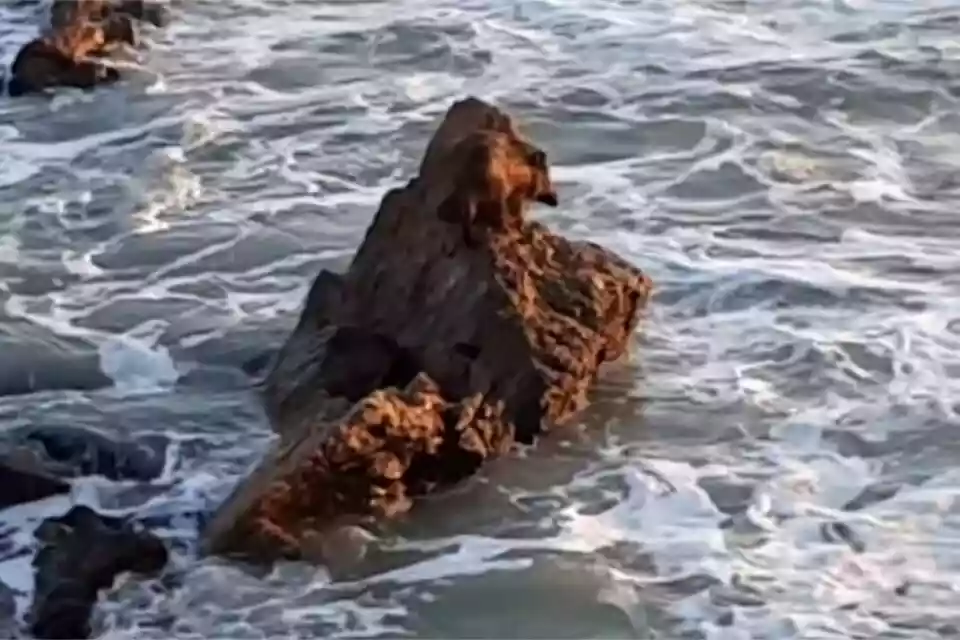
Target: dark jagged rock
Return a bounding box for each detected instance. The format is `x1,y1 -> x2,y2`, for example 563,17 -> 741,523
0,424 -> 168,513
202,96 -> 653,563
29,505 -> 168,640
0,449 -> 70,512
17,427 -> 169,483
241,350 -> 276,378
0,579 -> 15,639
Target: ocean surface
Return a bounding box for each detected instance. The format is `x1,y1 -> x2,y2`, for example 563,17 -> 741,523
2,0 -> 960,637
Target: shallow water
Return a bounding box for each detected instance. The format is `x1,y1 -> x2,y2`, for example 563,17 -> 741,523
2,0 -> 960,637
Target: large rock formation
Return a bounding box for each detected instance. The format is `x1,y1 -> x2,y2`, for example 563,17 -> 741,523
202,96 -> 653,562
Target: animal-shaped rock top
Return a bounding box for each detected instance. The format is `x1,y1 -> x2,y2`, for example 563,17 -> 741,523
431,129 -> 560,246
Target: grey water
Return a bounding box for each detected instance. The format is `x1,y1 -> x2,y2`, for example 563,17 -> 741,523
2,0 -> 960,637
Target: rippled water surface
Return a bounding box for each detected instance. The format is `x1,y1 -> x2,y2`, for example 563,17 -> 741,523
3,0 -> 960,637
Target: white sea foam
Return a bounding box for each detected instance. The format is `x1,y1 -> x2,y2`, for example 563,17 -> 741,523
0,495 -> 71,624
98,334 -> 181,392
1,0 -> 959,636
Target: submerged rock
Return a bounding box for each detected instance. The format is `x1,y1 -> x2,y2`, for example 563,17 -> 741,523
6,21 -> 122,97
203,96 -> 653,563
0,427 -> 168,513
29,505 -> 168,640
0,449 -> 70,512
18,426 -> 169,483
0,579 -> 18,639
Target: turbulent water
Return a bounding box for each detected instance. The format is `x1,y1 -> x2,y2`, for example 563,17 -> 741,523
2,0 -> 960,637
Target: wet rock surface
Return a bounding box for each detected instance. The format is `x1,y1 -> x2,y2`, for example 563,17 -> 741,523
0,426 -> 169,509
0,449 -> 70,512
28,505 -> 168,640
16,426 -> 169,483
0,424 -> 173,636
202,96 -> 653,563
0,578 -> 18,639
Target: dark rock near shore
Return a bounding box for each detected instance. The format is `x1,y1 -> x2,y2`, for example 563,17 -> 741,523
0,449 -> 70,512
202,96 -> 653,564
17,426 -> 169,483
29,505 -> 168,640
0,579 -> 18,639
0,428 -> 168,513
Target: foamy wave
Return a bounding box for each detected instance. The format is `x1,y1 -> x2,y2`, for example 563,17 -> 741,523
98,334 -> 181,393
1,0 -> 959,636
